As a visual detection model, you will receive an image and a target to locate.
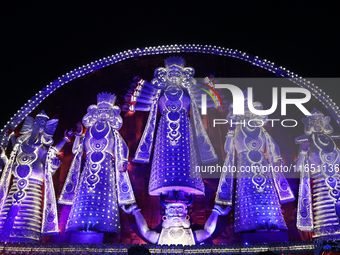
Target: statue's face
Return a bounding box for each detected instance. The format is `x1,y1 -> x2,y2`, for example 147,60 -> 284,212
33,116 -> 48,134
244,108 -> 255,119
167,68 -> 182,84
236,108 -> 261,125
308,115 -> 325,133
162,203 -> 189,228
98,106 -> 111,121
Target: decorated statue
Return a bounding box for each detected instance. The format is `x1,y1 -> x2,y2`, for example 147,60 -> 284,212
0,146 -> 8,176
122,57 -> 225,244
296,108 -> 340,240
0,111 -> 73,242
124,57 -> 217,197
122,191 -> 230,245
59,92 -> 135,234
215,96 -> 295,233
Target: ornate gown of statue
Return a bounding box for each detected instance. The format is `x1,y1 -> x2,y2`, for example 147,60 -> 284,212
125,57 -> 217,197
0,111 -> 71,242
149,84 -> 204,195
122,57 -> 229,245
296,109 -> 340,240
215,99 -> 294,233
59,93 -> 135,234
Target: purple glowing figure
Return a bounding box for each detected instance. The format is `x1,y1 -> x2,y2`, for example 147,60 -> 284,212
215,95 -> 295,233
296,108 -> 340,240
122,191 -> 230,245
128,57 -> 217,197
59,93 -> 135,234
122,58 -> 228,245
0,111 -> 73,242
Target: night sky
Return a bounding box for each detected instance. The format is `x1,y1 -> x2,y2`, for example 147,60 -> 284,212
1,2 -> 340,129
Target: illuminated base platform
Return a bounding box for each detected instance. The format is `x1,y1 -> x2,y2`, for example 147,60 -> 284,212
0,242 -> 317,254
70,232 -> 104,244
242,231 -> 288,244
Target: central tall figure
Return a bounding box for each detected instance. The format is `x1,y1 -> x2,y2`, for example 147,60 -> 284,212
131,57 -> 217,197
124,57 -> 222,245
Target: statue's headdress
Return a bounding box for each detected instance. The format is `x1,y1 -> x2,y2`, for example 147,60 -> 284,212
302,108 -> 333,135
36,110 -> 49,120
19,110 -> 58,146
309,108 -> 324,116
227,90 -> 268,124
164,56 -> 186,70
97,92 -> 117,108
82,92 -> 122,129
152,57 -> 196,89
160,193 -> 194,208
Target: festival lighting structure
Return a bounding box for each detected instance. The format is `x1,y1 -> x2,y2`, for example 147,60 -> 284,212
1,44 -> 338,148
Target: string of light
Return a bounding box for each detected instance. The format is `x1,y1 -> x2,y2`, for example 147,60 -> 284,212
1,44 -> 338,148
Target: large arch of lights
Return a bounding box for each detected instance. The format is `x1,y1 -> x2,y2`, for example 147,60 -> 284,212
1,44 -> 338,147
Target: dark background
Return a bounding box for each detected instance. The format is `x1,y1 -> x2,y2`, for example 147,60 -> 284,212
1,2 -> 340,128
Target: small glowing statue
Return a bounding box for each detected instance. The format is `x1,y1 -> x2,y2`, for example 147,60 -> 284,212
296,108 -> 340,240
215,96 -> 294,233
122,191 -> 230,245
59,93 -> 135,234
0,110 -> 73,242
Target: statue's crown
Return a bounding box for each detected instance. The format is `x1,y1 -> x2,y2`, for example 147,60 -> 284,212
310,108 -> 324,116
164,57 -> 186,69
97,92 -> 116,107
36,110 -> 49,119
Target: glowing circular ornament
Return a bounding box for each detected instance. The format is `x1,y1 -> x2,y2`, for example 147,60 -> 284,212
17,179 -> 28,189
168,112 -> 180,121
248,151 -> 262,163
279,180 -> 289,191
330,189 -> 340,200
327,177 -> 337,189
90,152 -> 104,163
13,190 -> 25,201
315,134 -> 334,152
165,100 -> 182,112
16,165 -> 31,178
321,151 -> 337,163
245,137 -> 262,151
121,183 -> 129,193
87,174 -> 99,185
